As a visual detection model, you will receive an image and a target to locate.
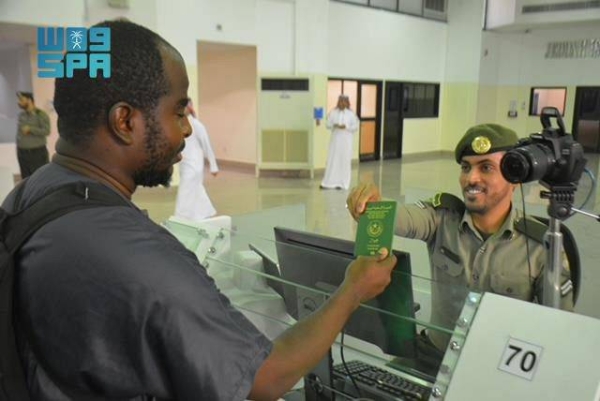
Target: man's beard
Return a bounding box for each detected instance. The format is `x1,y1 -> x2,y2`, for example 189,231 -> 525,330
133,117 -> 174,188
463,185 -> 488,215
465,202 -> 487,215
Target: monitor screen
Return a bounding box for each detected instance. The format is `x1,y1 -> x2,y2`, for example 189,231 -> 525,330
273,227 -> 417,359
248,243 -> 285,299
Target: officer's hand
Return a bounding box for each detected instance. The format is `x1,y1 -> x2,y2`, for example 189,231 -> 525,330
340,248 -> 397,305
346,182 -> 382,222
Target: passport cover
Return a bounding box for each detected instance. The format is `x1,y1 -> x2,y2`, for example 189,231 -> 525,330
354,200 -> 398,257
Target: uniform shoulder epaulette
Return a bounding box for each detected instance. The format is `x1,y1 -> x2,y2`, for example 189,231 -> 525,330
420,192 -> 465,215
514,216 -> 548,243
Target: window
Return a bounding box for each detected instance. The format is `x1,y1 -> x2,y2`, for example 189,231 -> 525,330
425,0 -> 445,12
331,0 -> 447,22
402,83 -> 440,118
529,87 -> 567,116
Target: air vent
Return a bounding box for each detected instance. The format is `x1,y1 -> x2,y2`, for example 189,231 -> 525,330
425,0 -> 446,12
261,78 -> 309,91
522,1 -> 600,13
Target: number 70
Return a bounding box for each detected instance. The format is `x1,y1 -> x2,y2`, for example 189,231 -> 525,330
506,345 -> 537,372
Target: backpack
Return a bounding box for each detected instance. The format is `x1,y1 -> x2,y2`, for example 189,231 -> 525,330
0,180 -> 130,400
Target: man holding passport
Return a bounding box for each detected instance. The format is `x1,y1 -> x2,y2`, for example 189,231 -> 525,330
4,20 -> 397,401
346,124 -> 574,359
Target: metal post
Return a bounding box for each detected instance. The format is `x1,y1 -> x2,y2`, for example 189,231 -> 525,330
542,216 -> 564,308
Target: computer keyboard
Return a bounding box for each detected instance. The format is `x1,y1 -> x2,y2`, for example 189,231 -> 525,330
332,360 -> 432,401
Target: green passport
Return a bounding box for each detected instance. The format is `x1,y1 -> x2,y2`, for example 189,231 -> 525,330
354,200 -> 398,257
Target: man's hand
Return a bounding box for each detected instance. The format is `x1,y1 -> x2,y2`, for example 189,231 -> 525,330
346,182 -> 382,221
211,172 -> 218,177
248,248 -> 397,401
21,125 -> 31,135
340,248 -> 397,307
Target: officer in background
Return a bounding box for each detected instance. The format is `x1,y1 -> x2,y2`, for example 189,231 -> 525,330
16,91 -> 50,178
346,124 -> 573,361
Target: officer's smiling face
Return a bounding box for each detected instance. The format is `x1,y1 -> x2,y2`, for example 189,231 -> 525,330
459,152 -> 515,215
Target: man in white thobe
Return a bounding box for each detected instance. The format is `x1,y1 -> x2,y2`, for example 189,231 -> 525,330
321,94 -> 359,190
175,105 -> 219,221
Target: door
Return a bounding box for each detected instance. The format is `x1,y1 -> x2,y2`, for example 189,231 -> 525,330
573,87 -> 600,153
327,78 -> 382,162
383,82 -> 404,159
357,81 -> 381,161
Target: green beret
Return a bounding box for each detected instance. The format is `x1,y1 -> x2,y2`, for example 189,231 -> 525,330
454,124 -> 519,163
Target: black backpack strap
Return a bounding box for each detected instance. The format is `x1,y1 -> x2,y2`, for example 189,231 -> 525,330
0,181 -> 130,401
11,179 -> 28,210
4,181 -> 130,254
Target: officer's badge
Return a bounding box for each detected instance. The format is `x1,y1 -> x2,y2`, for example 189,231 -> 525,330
471,136 -> 491,154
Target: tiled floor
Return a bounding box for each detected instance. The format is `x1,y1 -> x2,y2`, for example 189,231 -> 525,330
133,153 -> 600,320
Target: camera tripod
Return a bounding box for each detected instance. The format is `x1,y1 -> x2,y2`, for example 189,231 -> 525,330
540,182 -> 599,308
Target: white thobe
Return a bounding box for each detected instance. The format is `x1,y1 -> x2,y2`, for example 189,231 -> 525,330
321,108 -> 359,190
175,116 -> 219,222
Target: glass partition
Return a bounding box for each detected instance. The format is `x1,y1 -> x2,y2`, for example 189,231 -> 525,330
162,203 -> 483,400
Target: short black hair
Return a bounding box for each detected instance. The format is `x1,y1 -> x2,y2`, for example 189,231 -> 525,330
54,20 -> 178,146
17,91 -> 34,102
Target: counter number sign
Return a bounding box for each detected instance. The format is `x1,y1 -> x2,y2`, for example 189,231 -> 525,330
498,337 -> 543,381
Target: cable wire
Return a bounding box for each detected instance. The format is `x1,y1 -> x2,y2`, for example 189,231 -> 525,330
577,167 -> 596,209
340,330 -> 362,398
519,184 -> 533,289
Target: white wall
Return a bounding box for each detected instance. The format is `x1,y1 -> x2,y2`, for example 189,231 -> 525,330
85,0 -> 157,28
256,0 -> 295,73
491,25 -> 600,86
0,45 -> 32,143
156,0 -> 329,74
295,0 -> 329,74
439,0 -> 486,151
327,2 -> 447,81
0,0 -> 83,26
0,0 -> 156,28
156,0 -> 258,64
486,0 -> 517,30
444,0 -> 486,83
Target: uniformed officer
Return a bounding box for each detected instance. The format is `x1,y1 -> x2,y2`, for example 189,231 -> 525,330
346,123 -> 574,358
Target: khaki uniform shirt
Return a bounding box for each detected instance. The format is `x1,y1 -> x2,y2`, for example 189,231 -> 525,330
395,198 -> 573,350
17,108 -> 50,149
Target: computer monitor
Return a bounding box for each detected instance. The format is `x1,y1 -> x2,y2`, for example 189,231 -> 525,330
248,243 -> 285,299
273,227 -> 417,359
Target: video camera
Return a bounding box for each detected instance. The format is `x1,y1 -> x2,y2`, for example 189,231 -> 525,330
500,107 -> 587,189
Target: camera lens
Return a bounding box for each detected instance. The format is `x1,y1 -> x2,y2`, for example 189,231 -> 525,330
501,144 -> 555,184
501,151 -> 530,183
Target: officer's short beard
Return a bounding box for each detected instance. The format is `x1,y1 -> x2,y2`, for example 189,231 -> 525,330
465,203 -> 487,215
